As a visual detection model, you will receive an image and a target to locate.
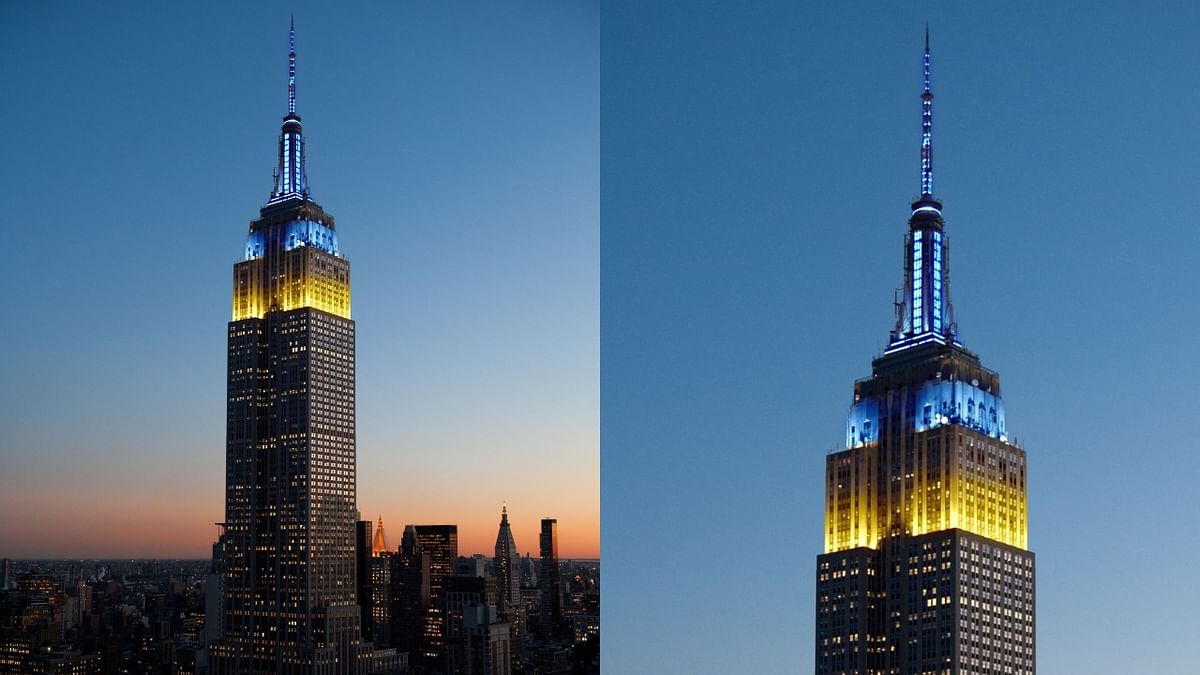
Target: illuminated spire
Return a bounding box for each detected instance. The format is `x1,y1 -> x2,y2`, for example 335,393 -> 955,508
888,29 -> 955,353
270,17 -> 308,203
371,515 -> 388,556
288,15 -> 296,115
920,24 -> 933,199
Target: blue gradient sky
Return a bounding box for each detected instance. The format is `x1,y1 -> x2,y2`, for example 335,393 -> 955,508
0,2 -> 597,558
603,1 -> 1198,673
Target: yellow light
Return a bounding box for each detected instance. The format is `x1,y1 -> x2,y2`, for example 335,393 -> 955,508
824,427 -> 1028,553
233,247 -> 351,321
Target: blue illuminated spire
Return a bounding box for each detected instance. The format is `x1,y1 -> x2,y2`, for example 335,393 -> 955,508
288,15 -> 296,115
270,17 -> 308,204
920,25 -> 933,199
888,28 -> 955,354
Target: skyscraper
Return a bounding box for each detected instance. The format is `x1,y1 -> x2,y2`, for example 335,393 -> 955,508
357,520 -> 375,643
537,518 -> 562,643
210,21 -> 366,675
389,528 -> 431,659
493,505 -> 521,616
411,525 -> 458,671
814,33 -> 1035,674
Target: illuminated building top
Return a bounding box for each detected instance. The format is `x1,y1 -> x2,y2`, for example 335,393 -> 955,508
231,20 -> 349,321
816,33 -> 1035,675
372,515 -> 389,556
824,31 -> 1028,555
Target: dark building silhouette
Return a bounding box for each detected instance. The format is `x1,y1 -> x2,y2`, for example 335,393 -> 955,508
357,519 -> 375,643
537,519 -> 562,643
814,32 -> 1035,675
370,553 -> 393,651
412,525 -> 457,671
209,20 -> 366,675
389,528 -> 431,661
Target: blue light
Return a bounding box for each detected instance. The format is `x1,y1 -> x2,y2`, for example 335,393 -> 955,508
846,398 -> 880,448
282,219 -> 337,254
845,379 -> 1007,448
283,136 -> 291,192
244,218 -> 339,260
912,237 -> 923,333
244,231 -> 266,259
914,379 -> 1005,439
932,231 -> 943,332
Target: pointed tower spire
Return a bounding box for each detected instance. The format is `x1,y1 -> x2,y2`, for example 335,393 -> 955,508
371,515 -> 388,556
288,15 -> 297,115
888,28 -> 955,354
494,503 -> 521,610
920,24 -> 934,201
270,17 -> 309,203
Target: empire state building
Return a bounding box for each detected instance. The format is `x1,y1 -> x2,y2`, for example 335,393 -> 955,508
814,33 -> 1036,674
210,21 -> 367,675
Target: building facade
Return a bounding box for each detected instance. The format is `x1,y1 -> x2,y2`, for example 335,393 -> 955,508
814,34 -> 1035,675
209,22 -> 367,675
357,520 -> 375,644
389,529 -> 431,660
412,525 -> 458,671
537,519 -> 562,644
492,506 -> 521,616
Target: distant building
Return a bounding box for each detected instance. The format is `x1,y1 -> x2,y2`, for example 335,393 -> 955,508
444,575 -> 496,675
358,519 -> 376,643
492,505 -> 521,614
366,646 -> 407,674
31,649 -> 101,675
411,525 -> 458,671
371,553 -> 393,649
454,555 -> 489,579
538,519 -> 562,643
519,554 -> 538,588
198,530 -> 225,675
461,605 -> 511,675
373,515 -> 390,556
530,643 -> 572,675
15,574 -> 61,595
389,528 -> 431,659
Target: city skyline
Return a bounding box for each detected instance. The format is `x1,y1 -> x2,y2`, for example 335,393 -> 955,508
0,4 -> 598,561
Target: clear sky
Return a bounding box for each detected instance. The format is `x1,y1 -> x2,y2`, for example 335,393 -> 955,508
603,1 -> 1199,673
0,2 -> 598,559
